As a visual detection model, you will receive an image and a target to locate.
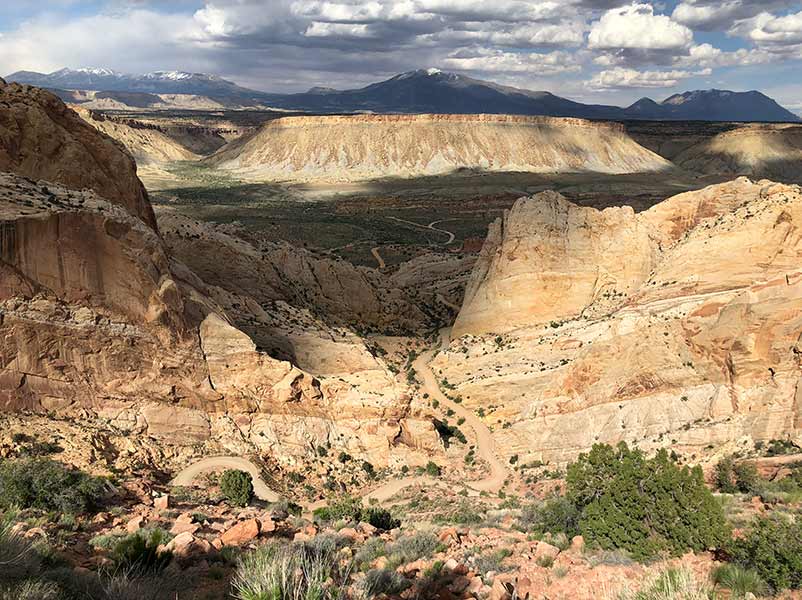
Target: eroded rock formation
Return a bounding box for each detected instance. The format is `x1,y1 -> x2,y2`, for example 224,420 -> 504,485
0,85 -> 433,465
439,178 -> 802,464
0,80 -> 156,228
206,114 -> 671,182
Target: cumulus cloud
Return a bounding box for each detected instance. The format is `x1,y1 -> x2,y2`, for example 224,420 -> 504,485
589,66 -> 710,89
588,4 -> 693,50
746,10 -> 802,46
671,0 -> 797,32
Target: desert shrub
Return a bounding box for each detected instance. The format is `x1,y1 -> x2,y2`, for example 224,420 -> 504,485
387,531 -> 440,566
220,469 -> 254,507
425,462 -> 442,477
364,507 -> 400,531
727,514 -> 802,592
732,461 -> 760,494
354,537 -> 386,569
313,497 -> 399,530
433,420 -> 467,447
313,495 -> 363,524
518,496 -> 580,538
0,510 -> 40,580
362,569 -> 411,598
432,499 -> 483,525
231,541 -> 346,600
715,456 -> 761,495
474,548 -> 513,575
0,458 -> 106,514
714,456 -> 739,494
0,580 -> 60,600
711,564 -> 768,598
112,529 -> 173,575
566,442 -> 729,560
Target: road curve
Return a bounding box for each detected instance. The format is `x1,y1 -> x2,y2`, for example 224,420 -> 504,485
370,246 -> 386,269
386,216 -> 456,246
170,456 -> 281,502
170,329 -> 507,506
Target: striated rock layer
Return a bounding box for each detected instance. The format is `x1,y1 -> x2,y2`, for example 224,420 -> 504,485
206,114 -> 671,182
672,124 -> 802,182
439,178 -> 802,464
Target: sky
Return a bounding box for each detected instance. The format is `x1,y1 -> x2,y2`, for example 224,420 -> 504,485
1,0 -> 801,111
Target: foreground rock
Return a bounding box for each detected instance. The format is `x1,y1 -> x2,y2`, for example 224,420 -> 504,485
442,178 -> 802,464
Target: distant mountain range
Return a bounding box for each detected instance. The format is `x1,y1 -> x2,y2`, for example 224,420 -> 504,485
7,67 -> 800,123
6,68 -> 263,101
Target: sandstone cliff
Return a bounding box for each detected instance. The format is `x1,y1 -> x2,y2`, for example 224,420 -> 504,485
0,84 -> 431,465
206,114 -> 671,182
0,80 -> 156,229
439,179 -> 802,464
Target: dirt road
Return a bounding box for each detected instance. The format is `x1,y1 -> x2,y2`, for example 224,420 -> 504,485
412,328 -> 509,492
171,456 -> 281,502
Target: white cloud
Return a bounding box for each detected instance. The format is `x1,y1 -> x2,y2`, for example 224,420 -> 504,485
589,66 -> 710,89
442,47 -> 580,75
588,3 -> 693,50
672,1 -> 797,32
674,43 -> 773,67
747,10 -> 802,45
305,22 -> 377,38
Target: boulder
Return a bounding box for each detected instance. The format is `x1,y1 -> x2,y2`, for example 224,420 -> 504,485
221,519 -> 260,546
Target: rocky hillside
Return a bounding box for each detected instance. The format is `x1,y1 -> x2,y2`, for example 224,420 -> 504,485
206,114 -> 671,182
440,178 -> 802,464
0,82 -> 431,466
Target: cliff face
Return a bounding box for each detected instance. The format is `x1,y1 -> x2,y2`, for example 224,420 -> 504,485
206,114 -> 671,182
0,80 -> 156,229
0,84 -> 428,465
440,178 -> 802,464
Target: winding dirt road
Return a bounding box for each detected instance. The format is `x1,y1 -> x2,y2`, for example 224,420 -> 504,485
171,456 -> 281,502
370,246 -> 386,269
170,329 -> 506,506
413,328 -> 509,492
387,216 -> 456,245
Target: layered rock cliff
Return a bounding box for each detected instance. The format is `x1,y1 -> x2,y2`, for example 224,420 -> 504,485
439,178 -> 802,464
206,114 -> 671,182
0,84 -> 430,465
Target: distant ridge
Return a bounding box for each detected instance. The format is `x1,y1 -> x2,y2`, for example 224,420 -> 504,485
7,67 -> 800,123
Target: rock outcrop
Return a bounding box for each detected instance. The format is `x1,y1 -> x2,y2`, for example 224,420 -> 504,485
439,178 -> 802,464
206,114 -> 671,182
0,84 -> 428,465
0,80 -> 156,229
